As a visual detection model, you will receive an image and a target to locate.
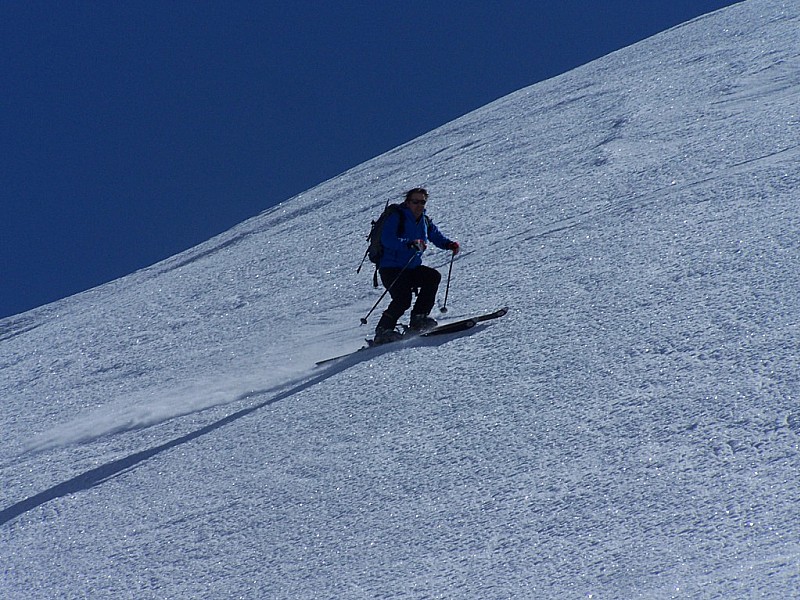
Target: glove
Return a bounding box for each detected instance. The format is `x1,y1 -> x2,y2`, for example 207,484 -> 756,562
409,239 -> 427,251
447,241 -> 460,255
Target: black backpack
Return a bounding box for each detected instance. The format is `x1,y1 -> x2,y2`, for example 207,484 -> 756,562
366,203 -> 405,265
357,203 -> 405,287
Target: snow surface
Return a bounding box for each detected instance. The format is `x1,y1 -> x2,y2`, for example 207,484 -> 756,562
2,1 -> 800,597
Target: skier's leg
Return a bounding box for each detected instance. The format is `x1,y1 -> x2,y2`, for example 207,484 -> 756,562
377,268 -> 413,330
410,266 -> 441,319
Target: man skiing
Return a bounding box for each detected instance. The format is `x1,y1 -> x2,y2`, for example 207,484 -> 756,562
373,187 -> 460,344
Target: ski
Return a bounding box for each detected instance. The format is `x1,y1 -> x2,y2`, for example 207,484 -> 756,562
472,306 -> 509,323
315,347 -> 370,366
366,316 -> 479,344
315,307 -> 508,366
314,319 -> 475,366
419,306 -> 508,337
416,317 -> 477,337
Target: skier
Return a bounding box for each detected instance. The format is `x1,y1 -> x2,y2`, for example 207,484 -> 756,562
373,187 -> 460,343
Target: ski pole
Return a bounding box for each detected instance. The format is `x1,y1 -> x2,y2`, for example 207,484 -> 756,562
360,251 -> 419,325
440,250 -> 456,313
356,248 -> 370,274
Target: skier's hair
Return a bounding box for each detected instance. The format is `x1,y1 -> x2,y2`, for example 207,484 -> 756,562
404,188 -> 428,202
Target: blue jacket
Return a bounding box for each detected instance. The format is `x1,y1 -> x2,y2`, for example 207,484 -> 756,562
379,204 -> 454,269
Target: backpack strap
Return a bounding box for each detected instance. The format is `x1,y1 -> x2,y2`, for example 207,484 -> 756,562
396,205 -> 405,237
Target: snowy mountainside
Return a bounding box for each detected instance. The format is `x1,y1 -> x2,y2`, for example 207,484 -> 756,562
2,1 -> 800,597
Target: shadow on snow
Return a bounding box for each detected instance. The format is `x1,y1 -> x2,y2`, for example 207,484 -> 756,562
0,325 -> 482,527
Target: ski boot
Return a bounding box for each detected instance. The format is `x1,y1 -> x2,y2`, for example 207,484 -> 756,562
409,313 -> 438,332
373,326 -> 403,344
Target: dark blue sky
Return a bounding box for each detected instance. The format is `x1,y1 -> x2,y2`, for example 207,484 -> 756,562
2,1 -> 740,319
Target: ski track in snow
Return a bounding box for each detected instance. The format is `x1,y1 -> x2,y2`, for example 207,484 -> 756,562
20,369 -> 305,456
19,318 -> 489,456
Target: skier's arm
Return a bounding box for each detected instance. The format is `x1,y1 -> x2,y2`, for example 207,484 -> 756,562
427,220 -> 455,250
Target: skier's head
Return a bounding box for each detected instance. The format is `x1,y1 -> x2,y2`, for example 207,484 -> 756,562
404,188 -> 428,204
404,188 -> 428,219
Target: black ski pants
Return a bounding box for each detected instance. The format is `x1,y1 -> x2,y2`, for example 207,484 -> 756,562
377,265 -> 441,329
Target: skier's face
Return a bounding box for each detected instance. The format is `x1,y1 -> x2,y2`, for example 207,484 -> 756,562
406,194 -> 427,220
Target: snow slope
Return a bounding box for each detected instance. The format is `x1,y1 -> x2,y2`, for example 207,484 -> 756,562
2,1 -> 799,597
